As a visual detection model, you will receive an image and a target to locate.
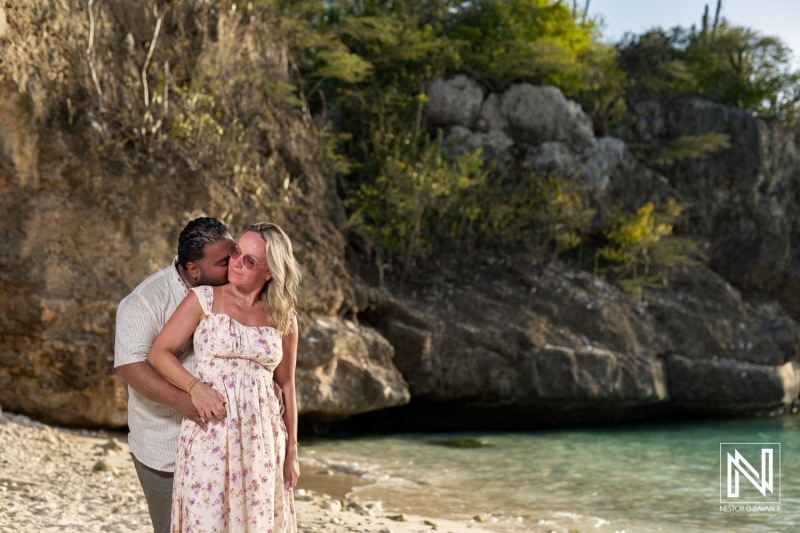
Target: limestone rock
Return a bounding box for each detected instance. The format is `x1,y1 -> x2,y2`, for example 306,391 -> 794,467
0,1 -> 401,427
319,499 -> 341,512
382,319 -> 436,396
534,345 -> 666,405
501,84 -> 595,149
625,99 -> 800,317
446,126 -> 514,158
356,291 -> 442,396
296,318 -> 410,421
103,438 -> 125,452
0,8 -> 7,39
92,459 -> 119,476
476,93 -> 508,132
350,261 -> 800,429
426,75 -> 484,128
664,355 -> 800,413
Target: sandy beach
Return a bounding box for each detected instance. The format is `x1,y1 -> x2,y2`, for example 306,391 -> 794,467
0,409 -> 520,533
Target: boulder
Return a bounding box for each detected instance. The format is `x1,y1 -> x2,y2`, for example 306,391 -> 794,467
296,318 -> 410,421
434,79 -> 674,208
501,84 -> 595,149
644,269 -> 800,366
533,345 -> 666,406
426,75 -> 484,128
446,126 -> 514,158
664,354 -> 800,413
525,137 -> 631,195
352,262 -> 800,427
476,93 -> 508,132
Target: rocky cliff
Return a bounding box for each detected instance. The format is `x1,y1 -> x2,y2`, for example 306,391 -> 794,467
0,0 -> 407,426
341,77 -> 800,429
1,3 -> 799,430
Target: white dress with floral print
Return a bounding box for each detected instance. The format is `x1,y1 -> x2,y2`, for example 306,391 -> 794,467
171,285 -> 296,533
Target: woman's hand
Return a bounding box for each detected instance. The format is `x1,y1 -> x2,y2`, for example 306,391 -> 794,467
189,382 -> 227,425
284,446 -> 300,490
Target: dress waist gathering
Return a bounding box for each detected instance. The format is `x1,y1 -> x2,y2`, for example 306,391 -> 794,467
197,356 -> 274,381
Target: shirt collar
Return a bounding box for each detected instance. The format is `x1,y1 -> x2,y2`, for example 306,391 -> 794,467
170,257 -> 191,293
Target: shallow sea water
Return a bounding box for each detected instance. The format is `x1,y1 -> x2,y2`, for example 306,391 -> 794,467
300,416 -> 800,533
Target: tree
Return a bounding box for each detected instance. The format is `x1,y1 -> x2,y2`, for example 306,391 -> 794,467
447,0 -> 598,94
617,20 -> 800,123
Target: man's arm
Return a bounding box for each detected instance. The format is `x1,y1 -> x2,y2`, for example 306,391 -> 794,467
115,292 -> 207,431
116,362 -> 207,431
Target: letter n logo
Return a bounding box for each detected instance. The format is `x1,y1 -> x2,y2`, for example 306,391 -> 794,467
720,443 -> 780,504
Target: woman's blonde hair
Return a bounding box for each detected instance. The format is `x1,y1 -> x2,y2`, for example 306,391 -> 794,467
245,222 -> 301,337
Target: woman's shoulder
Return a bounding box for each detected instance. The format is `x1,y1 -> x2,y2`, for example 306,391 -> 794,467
189,284 -> 224,314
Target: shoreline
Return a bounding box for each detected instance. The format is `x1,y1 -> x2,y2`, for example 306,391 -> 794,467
0,410 -> 502,533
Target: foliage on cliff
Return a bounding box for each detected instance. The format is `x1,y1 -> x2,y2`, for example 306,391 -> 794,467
7,0 -> 792,289
250,0 -> 606,274
616,19 -> 800,125
599,200 -> 701,292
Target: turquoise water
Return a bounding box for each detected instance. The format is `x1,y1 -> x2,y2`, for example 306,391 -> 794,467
299,416 -> 800,533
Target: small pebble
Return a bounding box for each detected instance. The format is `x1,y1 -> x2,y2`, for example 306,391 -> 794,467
91,460 -> 119,476
320,500 -> 341,512
104,438 -> 125,452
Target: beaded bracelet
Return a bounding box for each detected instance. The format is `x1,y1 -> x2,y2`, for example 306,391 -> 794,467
187,377 -> 201,394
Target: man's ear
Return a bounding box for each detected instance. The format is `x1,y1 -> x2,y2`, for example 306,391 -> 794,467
186,262 -> 201,282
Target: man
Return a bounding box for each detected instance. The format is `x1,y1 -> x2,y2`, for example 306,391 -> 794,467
114,217 -> 235,533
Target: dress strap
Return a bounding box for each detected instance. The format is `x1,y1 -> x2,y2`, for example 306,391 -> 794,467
190,285 -> 214,316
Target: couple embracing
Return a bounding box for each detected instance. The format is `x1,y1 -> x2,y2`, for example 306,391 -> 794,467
114,218 -> 300,533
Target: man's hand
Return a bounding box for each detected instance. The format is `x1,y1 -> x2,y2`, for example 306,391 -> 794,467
189,381 -> 227,424
175,390 -> 208,432
117,362 -> 209,431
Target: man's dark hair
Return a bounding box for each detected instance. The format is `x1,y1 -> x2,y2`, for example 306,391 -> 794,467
177,217 -> 230,268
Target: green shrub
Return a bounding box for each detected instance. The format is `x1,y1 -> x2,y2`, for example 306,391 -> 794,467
599,200 -> 701,291
347,132 -> 487,282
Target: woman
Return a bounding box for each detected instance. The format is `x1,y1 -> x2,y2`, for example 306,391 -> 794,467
148,222 -> 300,533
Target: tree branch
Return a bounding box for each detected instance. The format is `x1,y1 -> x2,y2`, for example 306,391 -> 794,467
142,6 -> 166,109
86,0 -> 103,112
163,60 -> 169,118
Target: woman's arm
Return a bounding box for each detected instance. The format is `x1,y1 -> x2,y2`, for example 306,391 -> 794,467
274,315 -> 299,490
147,291 -> 226,424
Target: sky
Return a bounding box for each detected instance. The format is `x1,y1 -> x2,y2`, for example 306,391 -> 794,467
588,0 -> 800,62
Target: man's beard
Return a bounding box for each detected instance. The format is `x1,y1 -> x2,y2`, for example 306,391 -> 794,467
196,270 -> 222,286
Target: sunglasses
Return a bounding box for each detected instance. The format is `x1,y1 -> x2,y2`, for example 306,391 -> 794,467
230,245 -> 268,270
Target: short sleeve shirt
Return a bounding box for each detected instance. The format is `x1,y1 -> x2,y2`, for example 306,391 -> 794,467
114,259 -> 195,472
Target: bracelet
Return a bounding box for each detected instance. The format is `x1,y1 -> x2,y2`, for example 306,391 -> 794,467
187,377 -> 201,394
288,440 -> 299,447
